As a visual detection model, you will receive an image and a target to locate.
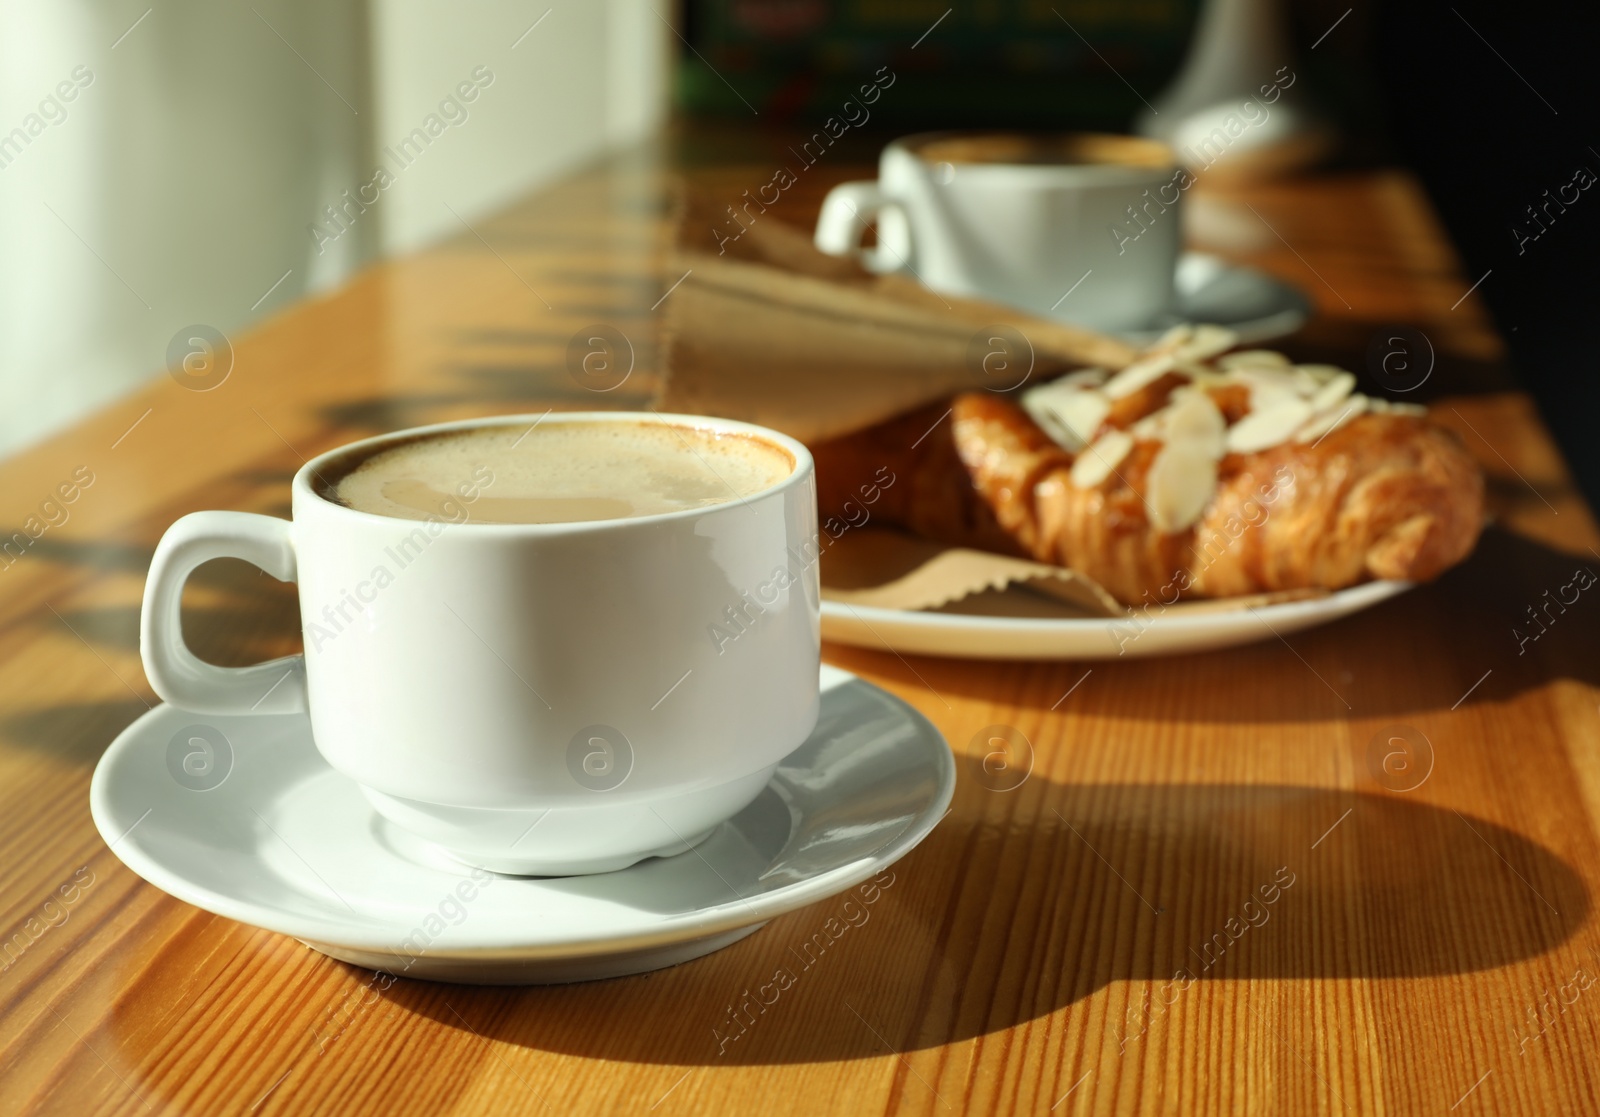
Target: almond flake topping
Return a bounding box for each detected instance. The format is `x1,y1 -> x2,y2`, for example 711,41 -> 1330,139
1295,393 -> 1369,443
1024,333 -> 1431,528
1218,349 -> 1292,371
1147,440 -> 1220,533
1022,378 -> 1112,451
1069,429 -> 1134,489
1102,352 -> 1176,399
1149,388 -> 1227,458
1227,398 -> 1315,453
1308,372 -> 1357,413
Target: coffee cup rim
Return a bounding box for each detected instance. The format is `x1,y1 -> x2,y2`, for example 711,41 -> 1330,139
294,410 -> 814,532
889,130 -> 1177,178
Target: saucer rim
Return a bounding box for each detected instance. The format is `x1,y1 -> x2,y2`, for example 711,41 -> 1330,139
1024,249 -> 1312,340
89,665 -> 956,961
1116,251 -> 1312,344
819,579 -> 1412,660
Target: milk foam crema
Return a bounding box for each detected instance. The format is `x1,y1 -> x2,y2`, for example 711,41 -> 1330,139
323,420 -> 794,524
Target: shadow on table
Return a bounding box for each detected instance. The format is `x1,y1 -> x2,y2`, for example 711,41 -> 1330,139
828,525 -> 1600,723
401,781 -> 1590,1066
1,544 -> 301,763
0,697 -> 154,766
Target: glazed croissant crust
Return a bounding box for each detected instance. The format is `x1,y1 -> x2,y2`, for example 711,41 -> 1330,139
812,382 -> 1485,607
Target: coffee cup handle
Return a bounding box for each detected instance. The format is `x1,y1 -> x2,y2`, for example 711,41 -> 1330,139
814,181 -> 910,274
140,511 -> 308,715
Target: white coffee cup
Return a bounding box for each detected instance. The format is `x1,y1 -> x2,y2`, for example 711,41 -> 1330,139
815,132 -> 1182,332
140,412 -> 822,876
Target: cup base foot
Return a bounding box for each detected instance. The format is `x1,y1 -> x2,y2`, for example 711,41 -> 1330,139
359,763 -> 777,878
430,823 -> 719,878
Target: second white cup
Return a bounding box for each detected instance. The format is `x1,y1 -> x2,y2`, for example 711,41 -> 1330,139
815,131 -> 1183,332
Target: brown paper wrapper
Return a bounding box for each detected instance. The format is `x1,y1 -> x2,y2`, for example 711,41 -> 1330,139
658,181 -> 1138,444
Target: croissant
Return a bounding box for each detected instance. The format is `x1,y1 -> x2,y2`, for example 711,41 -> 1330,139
812,333 -> 1485,606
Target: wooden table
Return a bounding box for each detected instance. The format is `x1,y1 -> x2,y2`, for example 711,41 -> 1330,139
3,131 -> 1598,1115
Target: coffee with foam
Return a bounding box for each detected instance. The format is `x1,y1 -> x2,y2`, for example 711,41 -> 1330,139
323,420 -> 794,524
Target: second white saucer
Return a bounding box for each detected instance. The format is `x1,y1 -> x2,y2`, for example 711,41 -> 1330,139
1121,252 -> 1311,344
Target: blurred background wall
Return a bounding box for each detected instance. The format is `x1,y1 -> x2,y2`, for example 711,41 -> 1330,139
0,0 -> 668,457
5,0 -> 1596,505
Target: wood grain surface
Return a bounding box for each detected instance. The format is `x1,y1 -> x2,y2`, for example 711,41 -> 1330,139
2,133 -> 1598,1115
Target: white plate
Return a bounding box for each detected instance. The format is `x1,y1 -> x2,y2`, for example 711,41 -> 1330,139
1118,252 -> 1312,345
90,665 -> 954,984
821,580 -> 1411,660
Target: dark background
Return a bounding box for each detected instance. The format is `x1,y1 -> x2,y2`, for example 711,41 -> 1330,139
678,0 -> 1600,510
1376,2 -> 1600,513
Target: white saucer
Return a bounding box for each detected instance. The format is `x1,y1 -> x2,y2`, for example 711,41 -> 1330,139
821,580 -> 1410,660
1118,252 -> 1311,345
90,665 -> 954,984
